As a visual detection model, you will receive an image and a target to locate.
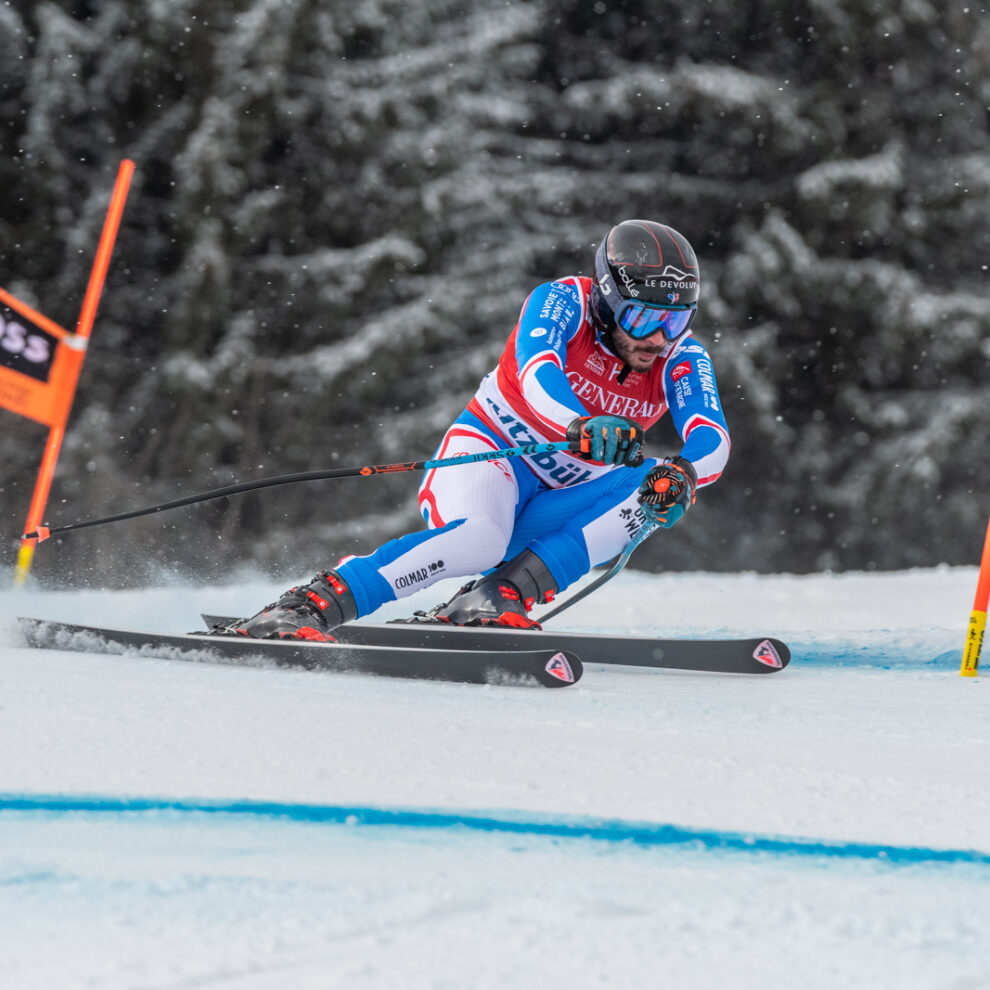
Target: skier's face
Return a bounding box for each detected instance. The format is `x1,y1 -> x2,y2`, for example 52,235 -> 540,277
611,325 -> 669,372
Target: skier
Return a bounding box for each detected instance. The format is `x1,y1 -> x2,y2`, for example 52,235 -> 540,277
235,219 -> 730,640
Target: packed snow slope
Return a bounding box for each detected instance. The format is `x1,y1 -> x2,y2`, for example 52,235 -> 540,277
1,567 -> 988,989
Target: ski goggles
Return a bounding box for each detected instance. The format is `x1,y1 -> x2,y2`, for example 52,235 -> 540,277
612,299 -> 696,341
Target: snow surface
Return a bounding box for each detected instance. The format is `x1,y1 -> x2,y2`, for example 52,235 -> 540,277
1,567 -> 989,989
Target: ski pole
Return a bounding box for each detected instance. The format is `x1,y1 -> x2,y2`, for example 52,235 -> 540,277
22,441 -> 581,543
540,518 -> 659,624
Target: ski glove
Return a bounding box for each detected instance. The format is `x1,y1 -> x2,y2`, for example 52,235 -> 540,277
566,415 -> 645,467
638,456 -> 698,528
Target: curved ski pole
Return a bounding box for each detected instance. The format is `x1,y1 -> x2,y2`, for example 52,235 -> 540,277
539,519 -> 659,624
23,441 -> 580,542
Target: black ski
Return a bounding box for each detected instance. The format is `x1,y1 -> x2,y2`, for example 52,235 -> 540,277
17,618 -> 583,688
202,615 -> 790,675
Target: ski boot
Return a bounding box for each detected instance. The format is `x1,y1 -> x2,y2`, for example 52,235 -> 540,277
413,550 -> 558,629
231,570 -> 358,641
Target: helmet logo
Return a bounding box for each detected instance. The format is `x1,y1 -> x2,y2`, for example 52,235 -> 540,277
668,292 -> 680,303
617,265 -> 640,297
598,273 -> 613,295
661,265 -> 693,280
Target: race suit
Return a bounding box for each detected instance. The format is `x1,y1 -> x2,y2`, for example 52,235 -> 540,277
333,276 -> 730,618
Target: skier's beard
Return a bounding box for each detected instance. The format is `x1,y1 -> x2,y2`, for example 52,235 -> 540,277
610,328 -> 669,373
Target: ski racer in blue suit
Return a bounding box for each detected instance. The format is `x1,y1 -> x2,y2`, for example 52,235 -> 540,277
236,220 -> 730,640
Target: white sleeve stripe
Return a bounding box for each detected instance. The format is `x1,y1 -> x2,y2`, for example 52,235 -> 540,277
520,360 -> 580,433
694,458 -> 728,487
681,417 -> 730,487
523,383 -> 579,434
519,350 -> 562,380
682,414 -> 730,448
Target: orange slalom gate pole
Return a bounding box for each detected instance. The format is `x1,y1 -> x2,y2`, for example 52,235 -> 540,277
960,513 -> 990,677
14,424 -> 66,581
75,159 -> 135,343
14,159 -> 134,586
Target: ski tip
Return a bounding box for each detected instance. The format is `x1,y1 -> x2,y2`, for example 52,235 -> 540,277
538,650 -> 583,687
752,638 -> 790,671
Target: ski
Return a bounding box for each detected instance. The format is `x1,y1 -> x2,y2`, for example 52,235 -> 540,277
16,618 -> 583,688
202,615 -> 790,675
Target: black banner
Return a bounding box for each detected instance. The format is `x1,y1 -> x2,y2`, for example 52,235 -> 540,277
0,302 -> 58,383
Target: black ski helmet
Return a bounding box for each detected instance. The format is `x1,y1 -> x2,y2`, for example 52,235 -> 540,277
590,220 -> 700,343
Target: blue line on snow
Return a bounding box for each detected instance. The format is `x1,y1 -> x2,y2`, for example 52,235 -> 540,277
1,794 -> 987,867
785,643 -> 957,668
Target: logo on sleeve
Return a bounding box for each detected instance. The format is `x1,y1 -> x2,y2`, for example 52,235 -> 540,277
670,361 -> 692,382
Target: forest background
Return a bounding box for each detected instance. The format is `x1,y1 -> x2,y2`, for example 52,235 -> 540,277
0,0 -> 987,588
